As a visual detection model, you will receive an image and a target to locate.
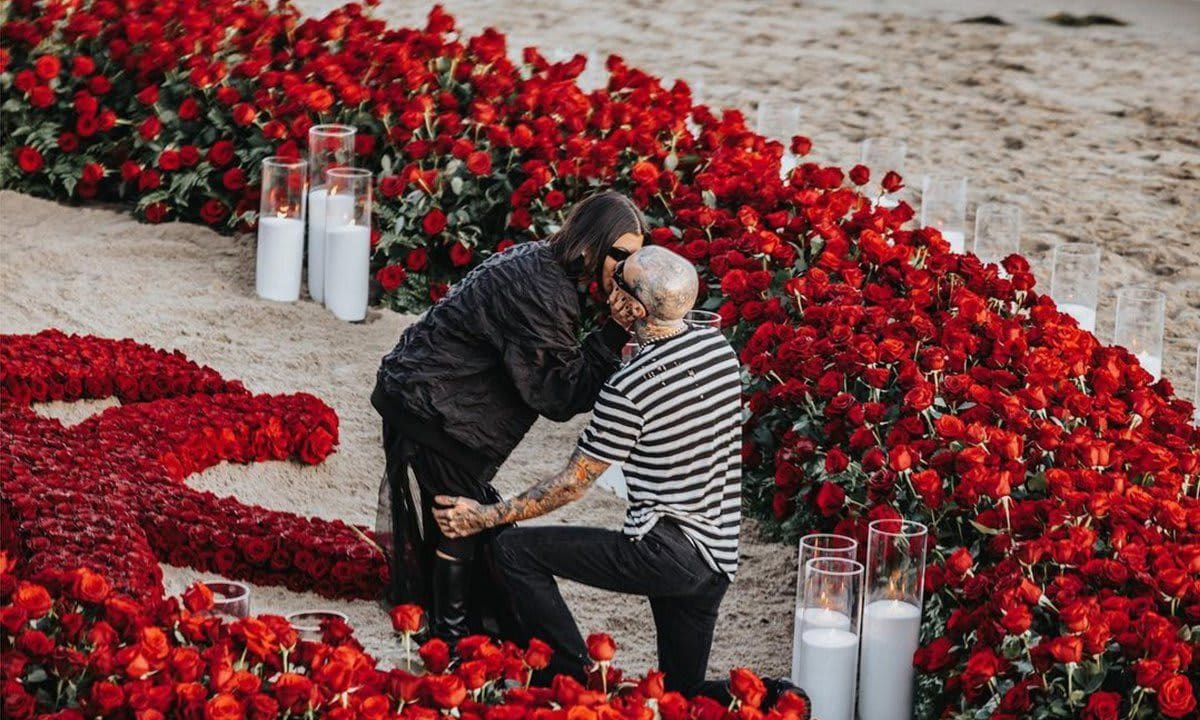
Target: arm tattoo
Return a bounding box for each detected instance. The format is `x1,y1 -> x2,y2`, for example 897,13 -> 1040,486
480,449 -> 609,528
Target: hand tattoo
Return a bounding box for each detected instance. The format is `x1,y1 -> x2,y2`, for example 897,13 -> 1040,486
483,449 -> 610,527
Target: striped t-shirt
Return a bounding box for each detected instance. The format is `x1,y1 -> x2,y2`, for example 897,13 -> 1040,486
578,327 -> 742,579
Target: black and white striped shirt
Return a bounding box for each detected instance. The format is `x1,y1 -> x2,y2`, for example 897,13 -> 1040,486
578,327 -> 742,579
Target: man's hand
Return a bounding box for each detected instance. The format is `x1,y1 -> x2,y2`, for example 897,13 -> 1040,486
433,496 -> 492,538
609,288 -> 642,329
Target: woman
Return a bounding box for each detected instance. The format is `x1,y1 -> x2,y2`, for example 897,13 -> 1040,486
372,190 -> 646,641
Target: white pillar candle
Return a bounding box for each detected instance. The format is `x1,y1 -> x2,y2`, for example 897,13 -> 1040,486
323,223 -> 370,322
256,217 -> 305,302
1058,303 -> 1097,333
942,230 -> 965,254
779,151 -> 798,180
797,627 -> 858,720
858,599 -> 922,720
307,188 -> 354,302
1135,351 -> 1162,381
792,607 -> 851,684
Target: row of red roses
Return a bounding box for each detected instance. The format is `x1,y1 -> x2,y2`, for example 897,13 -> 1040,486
1,550 -> 810,719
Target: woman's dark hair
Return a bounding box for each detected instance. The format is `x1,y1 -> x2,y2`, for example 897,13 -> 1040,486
548,190 -> 648,280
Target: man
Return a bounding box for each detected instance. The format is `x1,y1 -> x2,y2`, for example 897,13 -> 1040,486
433,246 -> 741,695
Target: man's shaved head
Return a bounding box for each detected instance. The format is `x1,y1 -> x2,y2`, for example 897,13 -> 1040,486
624,246 -> 699,325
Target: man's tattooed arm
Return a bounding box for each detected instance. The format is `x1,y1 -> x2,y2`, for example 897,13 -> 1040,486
433,449 -> 610,538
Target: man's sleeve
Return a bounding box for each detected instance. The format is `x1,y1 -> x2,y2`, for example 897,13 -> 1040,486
577,384 -> 643,465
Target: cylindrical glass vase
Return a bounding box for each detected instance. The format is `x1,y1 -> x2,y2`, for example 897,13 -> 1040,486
792,534 -> 859,687
796,557 -> 862,720
858,519 -> 928,720
860,137 -> 907,208
307,124 -> 356,303
920,175 -> 968,253
756,100 -> 802,179
287,609 -> 349,643
1114,286 -> 1166,381
1049,241 -> 1101,332
684,309 -> 722,330
972,202 -> 1020,267
322,167 -> 373,322
204,581 -> 250,619
256,157 -> 307,302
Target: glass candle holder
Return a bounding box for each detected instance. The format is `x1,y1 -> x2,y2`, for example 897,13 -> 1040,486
858,519 -> 927,720
307,124 -> 357,303
756,100 -> 802,179
323,167 -> 373,322
972,202 -> 1021,267
860,137 -> 907,208
286,609 -> 349,643
684,309 -> 722,330
256,157 -> 307,302
204,581 -> 250,619
919,175 -> 968,253
792,534 -> 858,686
796,557 -> 862,720
1114,286 -> 1166,381
1050,242 -> 1101,332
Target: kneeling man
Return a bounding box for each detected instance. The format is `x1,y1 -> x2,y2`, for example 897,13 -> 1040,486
433,246 -> 740,695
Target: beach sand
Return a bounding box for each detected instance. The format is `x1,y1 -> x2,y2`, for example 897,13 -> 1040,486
2,0 -> 1197,679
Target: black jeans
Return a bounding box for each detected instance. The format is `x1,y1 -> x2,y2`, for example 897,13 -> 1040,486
494,520 -> 729,696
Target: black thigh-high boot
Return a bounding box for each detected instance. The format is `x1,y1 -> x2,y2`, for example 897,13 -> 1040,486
431,555 -> 471,642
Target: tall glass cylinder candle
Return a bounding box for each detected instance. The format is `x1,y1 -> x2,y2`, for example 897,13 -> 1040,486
797,558 -> 862,720
1114,287 -> 1166,381
860,137 -> 907,208
307,124 -> 356,303
1050,242 -> 1101,332
919,175 -> 968,253
204,581 -> 250,619
792,534 -> 858,685
256,157 -> 307,302
684,309 -> 722,330
972,202 -> 1020,267
756,100 -> 802,179
322,168 -> 373,322
858,519 -> 927,720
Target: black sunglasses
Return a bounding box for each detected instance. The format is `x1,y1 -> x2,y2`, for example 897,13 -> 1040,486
607,246 -> 634,261
613,259 -> 639,299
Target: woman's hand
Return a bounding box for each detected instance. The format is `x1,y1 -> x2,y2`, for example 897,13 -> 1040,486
608,288 -> 640,329
433,496 -> 492,538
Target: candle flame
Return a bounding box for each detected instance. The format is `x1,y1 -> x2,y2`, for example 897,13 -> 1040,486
888,570 -> 901,600
276,205 -> 289,219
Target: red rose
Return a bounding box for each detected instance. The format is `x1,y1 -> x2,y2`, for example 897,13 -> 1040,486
246,694 -> 279,720
824,448 -> 849,473
72,567 -> 111,603
138,115 -> 162,140
389,604 -> 424,634
881,170 -> 903,193
34,55 -> 61,80
29,85 -> 54,108
89,680 -> 125,715
180,145 -> 200,167
12,582 -> 52,617
222,167 -> 247,191
136,85 -> 158,105
449,242 -> 473,267
848,164 -> 870,186
158,149 -> 181,171
814,482 -> 845,517
496,239 -> 516,253
430,282 -> 449,303
419,638 -> 451,673
71,56 -> 96,77
405,247 -> 429,271
422,209 -> 447,235
728,668 -> 766,709
545,190 -> 566,210
208,140 -> 235,167
82,162 -> 106,184
379,175 -> 403,198
15,146 -> 43,174
144,202 -> 169,224
58,132 -> 80,152
200,199 -> 230,225
525,638 -> 553,670
179,97 -> 200,121
631,161 -> 659,186
1083,691 -> 1120,720
466,150 -> 492,175
232,102 -> 258,126
888,444 -> 915,472
914,636 -> 957,673
586,633 -> 616,662
205,693 -> 242,720
377,264 -> 407,292
946,548 -> 973,575
272,673 -> 317,713
790,136 -> 813,156
428,675 -> 467,709
1044,635 -> 1083,664
299,427 -> 335,464
1158,675 -> 1197,718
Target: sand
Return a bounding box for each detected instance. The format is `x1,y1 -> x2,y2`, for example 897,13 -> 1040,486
3,0 -> 1198,680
